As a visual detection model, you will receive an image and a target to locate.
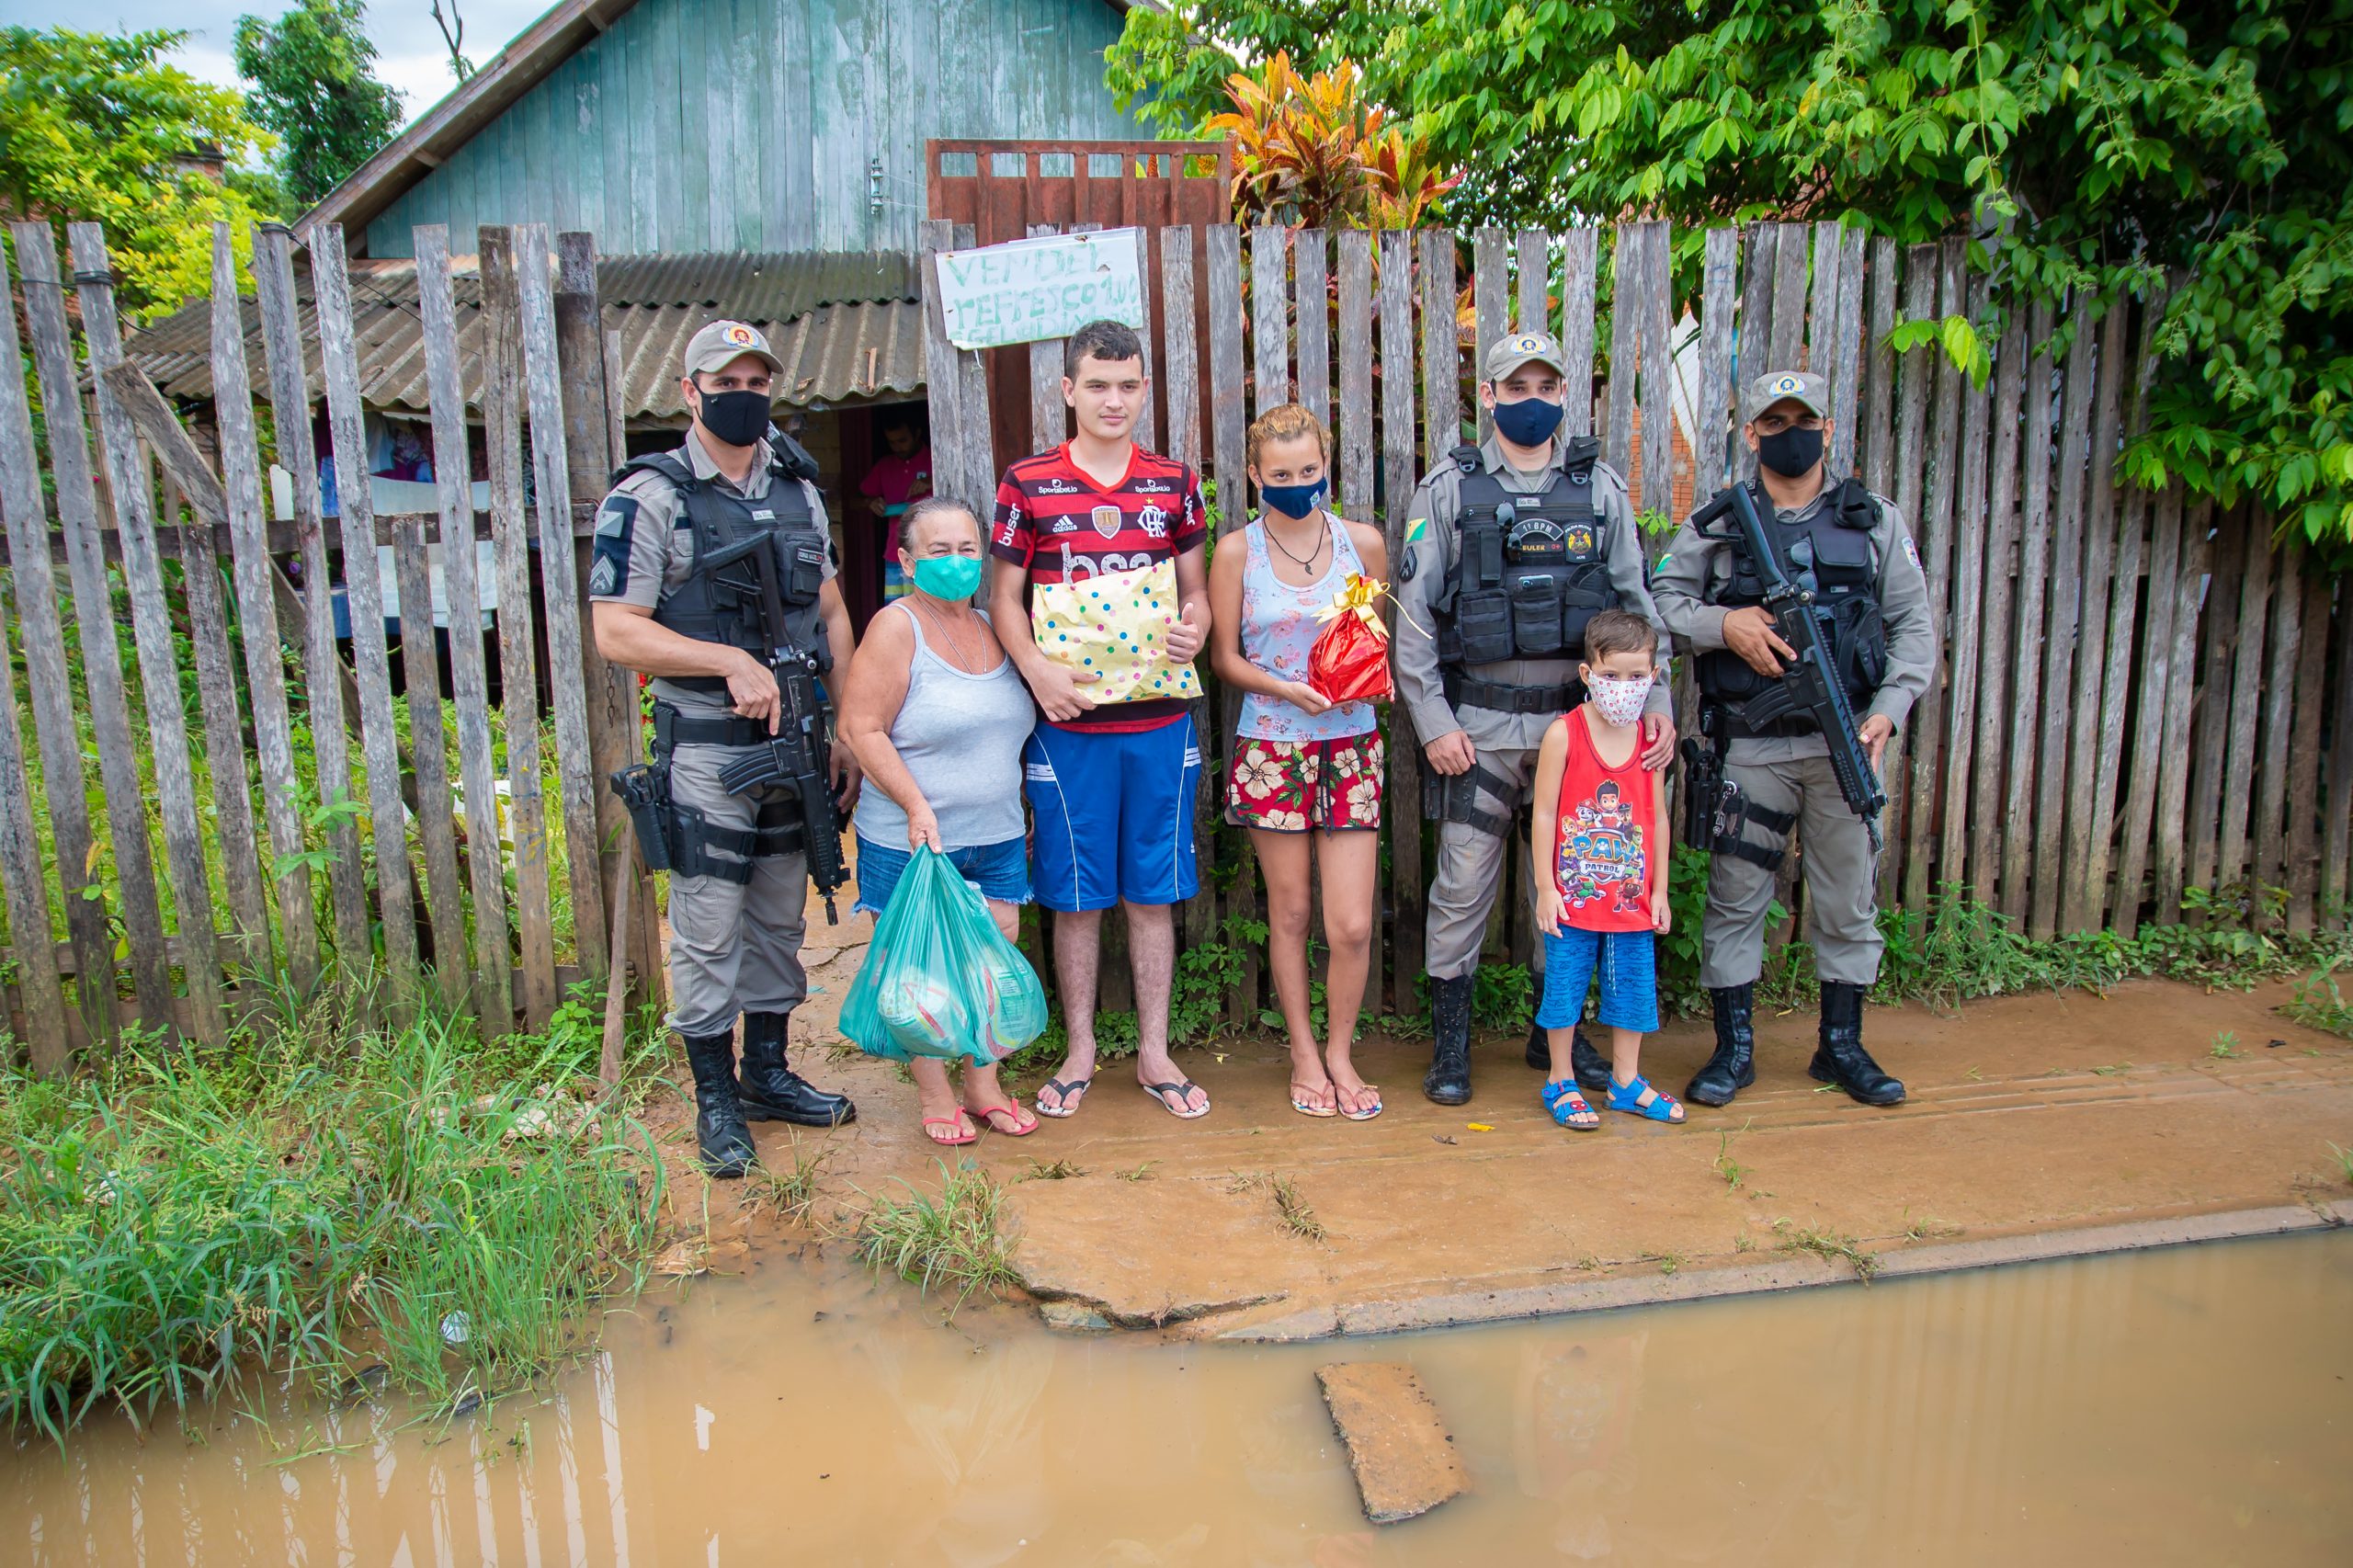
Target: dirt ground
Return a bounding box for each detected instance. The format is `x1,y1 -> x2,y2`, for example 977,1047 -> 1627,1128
637,892 -> 2353,1338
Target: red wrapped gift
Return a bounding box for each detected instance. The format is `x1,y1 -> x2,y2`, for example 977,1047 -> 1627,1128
1308,573 -> 1395,704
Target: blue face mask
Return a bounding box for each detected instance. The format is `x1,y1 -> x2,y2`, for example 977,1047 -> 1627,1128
1259,476 -> 1328,521
910,552 -> 983,601
1492,395 -> 1565,448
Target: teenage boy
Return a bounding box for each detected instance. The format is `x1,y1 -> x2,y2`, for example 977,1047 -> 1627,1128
990,319 -> 1214,1120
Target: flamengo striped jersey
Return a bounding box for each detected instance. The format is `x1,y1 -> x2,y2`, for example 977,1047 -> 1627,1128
991,442 -> 1209,732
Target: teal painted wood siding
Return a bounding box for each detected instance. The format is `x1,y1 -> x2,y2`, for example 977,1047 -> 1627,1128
366,0 -> 1138,256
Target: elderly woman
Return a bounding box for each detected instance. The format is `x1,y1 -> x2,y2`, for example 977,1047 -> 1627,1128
837,496 -> 1040,1144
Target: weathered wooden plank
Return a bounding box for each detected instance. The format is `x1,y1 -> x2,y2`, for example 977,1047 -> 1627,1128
1131,225 -> 1156,453
1294,228 -> 1329,434
2113,485 -> 2182,936
1936,273 -> 1993,895
313,226 -> 423,996
16,222 -> 176,1030
2250,535 -> 2301,910
1383,228 -> 1425,1017
1024,225 -> 1068,453
1558,228 -> 1598,438
1695,226 -> 1738,497
1997,300 -> 2059,922
73,226 -> 227,1040
2323,575 -> 2353,922
480,227 -> 558,1031
1901,239 -> 1967,915
1635,222 -> 1674,521
1738,223 -> 1779,408
201,225 -> 317,992
1419,231 -> 1461,457
2028,297 -> 2097,937
2284,566 -> 2331,931
415,226 -> 515,1028
1881,246 -> 1939,908
1251,223 -> 1289,417
2216,532 -> 2278,903
1515,228 -> 1550,335
392,523 -> 466,1008
2184,516 -> 2244,901
0,594 -> 66,1071
917,220 -> 972,502
1860,236 -> 1900,497
1603,225 -> 1639,475
1826,228 -> 1869,477
1206,225 -> 1248,503
951,222 -> 993,510
1806,219 -> 1843,375
1968,314 -> 2027,899
2152,501 -> 2214,918
1472,227 -> 1508,445
0,235 -> 110,1038
1158,225 -> 1201,477
1335,231 -> 1373,516
514,225 -> 610,973
1768,222 -> 1809,374
605,326 -> 629,472
252,225 -> 373,971
2058,303 -> 2132,932
2086,301 -> 2163,929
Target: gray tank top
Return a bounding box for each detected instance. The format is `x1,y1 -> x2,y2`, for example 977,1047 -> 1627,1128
852,601 -> 1033,850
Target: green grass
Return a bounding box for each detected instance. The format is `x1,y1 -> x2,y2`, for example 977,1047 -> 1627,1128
0,978 -> 665,1442
853,1161 -> 1019,1311
2210,1030 -> 2242,1060
2330,1143 -> 2352,1187
1771,1220 -> 1880,1282
2283,960 -> 2353,1040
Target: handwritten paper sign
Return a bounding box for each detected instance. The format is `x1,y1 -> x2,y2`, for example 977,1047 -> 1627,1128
935,229 -> 1146,350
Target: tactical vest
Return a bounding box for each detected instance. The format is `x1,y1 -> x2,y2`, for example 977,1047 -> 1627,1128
1437,437 -> 1620,670
625,450 -> 832,692
1697,476 -> 1890,738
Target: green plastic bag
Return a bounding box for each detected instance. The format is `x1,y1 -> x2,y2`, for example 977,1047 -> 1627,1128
839,846 -> 1049,1063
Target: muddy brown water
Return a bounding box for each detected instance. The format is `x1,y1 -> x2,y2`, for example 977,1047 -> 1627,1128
10,1232 -> 2349,1565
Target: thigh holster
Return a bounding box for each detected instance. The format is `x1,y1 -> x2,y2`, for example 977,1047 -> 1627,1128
1708,779 -> 1796,872
668,798 -> 804,885
1422,761 -> 1521,838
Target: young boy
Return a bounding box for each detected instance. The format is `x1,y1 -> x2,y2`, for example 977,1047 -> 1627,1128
1529,609 -> 1682,1129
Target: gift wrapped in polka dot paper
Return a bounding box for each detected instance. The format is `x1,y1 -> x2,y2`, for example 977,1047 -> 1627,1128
1029,558 -> 1203,705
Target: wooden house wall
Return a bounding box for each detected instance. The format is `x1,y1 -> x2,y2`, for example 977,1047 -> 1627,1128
364,0 -> 1136,258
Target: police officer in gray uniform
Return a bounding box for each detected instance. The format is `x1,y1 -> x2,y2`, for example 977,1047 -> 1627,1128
1653,369 -> 1936,1108
1393,331 -> 1676,1106
589,320 -> 863,1176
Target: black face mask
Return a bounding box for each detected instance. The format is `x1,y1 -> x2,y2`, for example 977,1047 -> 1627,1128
695,387 -> 773,449
1756,425 -> 1824,478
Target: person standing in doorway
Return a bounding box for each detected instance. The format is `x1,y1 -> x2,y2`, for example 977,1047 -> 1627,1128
1208,403 -> 1390,1121
862,415 -> 933,602
589,320 -> 863,1178
1652,369 -> 1936,1108
989,319 -> 1213,1122
1391,331 -> 1675,1108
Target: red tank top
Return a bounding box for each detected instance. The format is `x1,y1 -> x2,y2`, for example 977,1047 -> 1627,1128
1552,708 -> 1657,932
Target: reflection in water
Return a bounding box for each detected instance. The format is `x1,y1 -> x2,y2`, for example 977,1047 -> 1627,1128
10,1233 -> 2350,1565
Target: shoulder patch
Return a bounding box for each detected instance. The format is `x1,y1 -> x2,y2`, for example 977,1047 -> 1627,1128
594,494 -> 639,537
1398,544 -> 1419,583
590,494 -> 639,597
1902,534 -> 1922,571
1405,517 -> 1428,544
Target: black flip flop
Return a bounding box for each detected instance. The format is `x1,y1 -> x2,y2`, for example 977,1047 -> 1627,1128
1034,1076 -> 1092,1119
1140,1078 -> 1211,1120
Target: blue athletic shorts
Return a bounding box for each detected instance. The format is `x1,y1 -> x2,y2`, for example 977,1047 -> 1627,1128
1535,926 -> 1661,1034
852,835 -> 1031,918
1023,714 -> 1203,912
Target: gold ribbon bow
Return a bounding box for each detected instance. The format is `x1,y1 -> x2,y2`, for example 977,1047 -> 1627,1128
1317,572 -> 1391,631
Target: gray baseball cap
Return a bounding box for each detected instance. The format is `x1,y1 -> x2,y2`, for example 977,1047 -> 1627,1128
1742,369 -> 1829,424
1483,329 -> 1567,383
683,319 -> 783,378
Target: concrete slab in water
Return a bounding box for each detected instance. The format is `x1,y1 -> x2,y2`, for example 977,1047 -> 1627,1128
1315,1361 -> 1469,1524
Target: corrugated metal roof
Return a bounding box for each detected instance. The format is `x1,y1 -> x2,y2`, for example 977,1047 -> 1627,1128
124,251 -> 923,422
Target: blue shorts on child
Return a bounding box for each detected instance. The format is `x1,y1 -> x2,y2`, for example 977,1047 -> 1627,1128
1535,926 -> 1661,1035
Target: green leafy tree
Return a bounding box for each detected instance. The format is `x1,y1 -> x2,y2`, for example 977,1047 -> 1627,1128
234,0 -> 403,210
1114,0 -> 2353,550
0,28 -> 275,313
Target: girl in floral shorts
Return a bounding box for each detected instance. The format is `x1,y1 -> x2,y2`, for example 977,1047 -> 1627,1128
1207,404 -> 1392,1121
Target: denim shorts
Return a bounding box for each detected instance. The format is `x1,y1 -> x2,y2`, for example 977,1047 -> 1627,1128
852,835 -> 1031,918
1534,926 -> 1661,1034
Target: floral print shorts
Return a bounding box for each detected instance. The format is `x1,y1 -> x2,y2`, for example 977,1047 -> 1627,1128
1227,732 -> 1385,833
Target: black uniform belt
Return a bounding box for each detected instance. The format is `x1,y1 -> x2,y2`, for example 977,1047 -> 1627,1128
653,703 -> 770,754
1450,674 -> 1574,715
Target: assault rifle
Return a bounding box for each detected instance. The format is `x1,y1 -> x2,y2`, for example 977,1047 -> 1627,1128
1688,482 -> 1887,851
711,535 -> 850,922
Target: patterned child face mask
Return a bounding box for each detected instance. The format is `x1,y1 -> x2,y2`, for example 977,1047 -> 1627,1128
1586,672 -> 1652,727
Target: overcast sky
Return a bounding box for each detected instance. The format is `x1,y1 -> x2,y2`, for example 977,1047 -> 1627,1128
0,0 -> 553,129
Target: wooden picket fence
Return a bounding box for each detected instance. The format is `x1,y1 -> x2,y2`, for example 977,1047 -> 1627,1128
0,219 -> 660,1071
922,217 -> 2352,1020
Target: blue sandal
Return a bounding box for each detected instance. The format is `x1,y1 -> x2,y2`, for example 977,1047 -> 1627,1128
1541,1079 -> 1599,1130
1607,1074 -> 1685,1123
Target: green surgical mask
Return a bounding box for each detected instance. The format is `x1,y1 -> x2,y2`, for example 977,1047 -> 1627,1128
911,553 -> 983,601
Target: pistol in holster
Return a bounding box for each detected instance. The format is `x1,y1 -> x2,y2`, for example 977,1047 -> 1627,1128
608,761 -> 674,874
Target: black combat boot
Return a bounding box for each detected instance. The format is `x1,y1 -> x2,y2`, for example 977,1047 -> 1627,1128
1686,983 -> 1758,1108
1524,1019 -> 1612,1095
682,1029 -> 758,1177
737,1009 -> 857,1127
1808,981 -> 1905,1106
1425,974 -> 1474,1106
